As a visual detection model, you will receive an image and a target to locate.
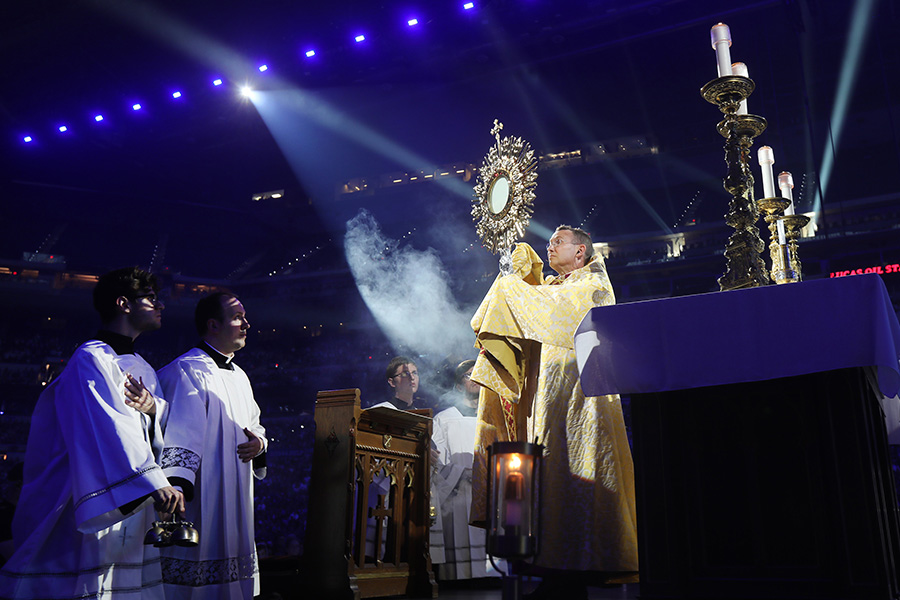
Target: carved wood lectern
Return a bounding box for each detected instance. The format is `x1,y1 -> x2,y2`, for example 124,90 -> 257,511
304,389 -> 438,599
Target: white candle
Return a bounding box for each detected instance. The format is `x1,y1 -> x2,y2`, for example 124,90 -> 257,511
504,500 -> 523,528
778,171 -> 795,216
711,24 -> 733,77
757,146 -> 776,198
503,471 -> 525,528
732,62 -> 749,115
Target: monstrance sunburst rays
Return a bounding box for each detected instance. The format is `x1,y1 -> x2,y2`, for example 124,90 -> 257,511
472,120 -> 538,254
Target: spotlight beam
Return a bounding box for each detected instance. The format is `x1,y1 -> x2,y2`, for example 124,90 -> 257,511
481,14 -> 673,235
531,81 -> 674,235
86,0 -> 264,82
813,0 -> 877,215
89,0 -> 473,205
250,89 -> 473,202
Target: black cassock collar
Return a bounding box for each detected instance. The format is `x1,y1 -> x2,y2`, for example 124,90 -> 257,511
386,396 -> 416,411
94,330 -> 135,355
198,341 -> 236,371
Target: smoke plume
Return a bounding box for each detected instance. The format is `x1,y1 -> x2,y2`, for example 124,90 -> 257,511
344,210 -> 478,365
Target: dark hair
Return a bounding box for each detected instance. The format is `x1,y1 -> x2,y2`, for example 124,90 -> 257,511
93,267 -> 158,323
195,292 -> 238,336
454,359 -> 476,385
386,355 -> 416,380
556,225 -> 594,263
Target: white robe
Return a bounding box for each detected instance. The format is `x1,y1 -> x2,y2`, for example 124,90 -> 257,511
157,348 -> 266,600
0,341 -> 169,599
430,405 -> 492,579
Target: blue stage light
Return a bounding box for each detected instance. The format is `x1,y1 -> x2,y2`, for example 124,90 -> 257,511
94,114 -> 104,122
132,103 -> 142,111
355,34 -> 366,43
213,78 -> 223,86
305,49 -> 316,58
464,2 -> 474,9
58,125 -> 68,133
408,18 -> 419,26
259,64 -> 268,72
23,135 -> 33,143
172,91 -> 182,99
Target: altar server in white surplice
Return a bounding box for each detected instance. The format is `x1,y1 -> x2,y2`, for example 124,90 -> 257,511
158,292 -> 267,599
0,267 -> 185,600
431,360 -> 494,580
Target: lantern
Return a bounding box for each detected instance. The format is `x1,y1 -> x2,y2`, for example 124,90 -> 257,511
487,441 -> 544,599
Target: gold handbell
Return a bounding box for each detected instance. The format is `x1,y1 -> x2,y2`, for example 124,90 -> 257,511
172,520 -> 200,547
144,521 -> 173,547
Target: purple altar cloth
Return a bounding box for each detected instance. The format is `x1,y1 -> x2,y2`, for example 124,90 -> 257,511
575,273 -> 900,398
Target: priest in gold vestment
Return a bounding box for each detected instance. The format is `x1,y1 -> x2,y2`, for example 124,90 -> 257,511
469,226 -> 638,597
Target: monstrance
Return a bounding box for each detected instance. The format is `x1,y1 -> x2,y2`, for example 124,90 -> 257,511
472,120 -> 538,272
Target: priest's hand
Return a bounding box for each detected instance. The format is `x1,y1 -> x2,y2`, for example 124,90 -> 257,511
238,427 -> 263,462
124,374 -> 156,416
152,486 -> 185,516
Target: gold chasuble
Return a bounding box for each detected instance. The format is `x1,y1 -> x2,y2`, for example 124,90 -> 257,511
469,242 -> 638,575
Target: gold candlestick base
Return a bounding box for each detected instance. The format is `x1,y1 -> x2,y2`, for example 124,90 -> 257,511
781,214 -> 810,282
701,76 -> 769,291
771,242 -> 798,284
757,197 -> 792,283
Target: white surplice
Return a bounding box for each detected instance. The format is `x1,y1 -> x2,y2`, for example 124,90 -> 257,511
430,405 -> 492,579
157,347 -> 266,600
0,341 -> 169,600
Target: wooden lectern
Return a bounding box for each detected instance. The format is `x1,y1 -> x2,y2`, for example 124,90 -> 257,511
304,389 -> 438,599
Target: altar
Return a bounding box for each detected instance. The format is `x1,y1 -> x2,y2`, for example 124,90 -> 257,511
575,274 -> 900,599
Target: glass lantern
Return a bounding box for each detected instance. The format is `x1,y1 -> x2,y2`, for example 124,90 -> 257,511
487,441 -> 543,560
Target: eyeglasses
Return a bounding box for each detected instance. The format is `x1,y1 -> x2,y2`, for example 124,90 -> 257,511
546,238 -> 579,250
133,292 -> 163,306
392,370 -> 418,379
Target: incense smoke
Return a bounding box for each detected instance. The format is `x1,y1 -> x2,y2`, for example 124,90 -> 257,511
344,210 -> 478,364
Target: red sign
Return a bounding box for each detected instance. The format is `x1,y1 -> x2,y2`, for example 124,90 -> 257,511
829,264 -> 900,278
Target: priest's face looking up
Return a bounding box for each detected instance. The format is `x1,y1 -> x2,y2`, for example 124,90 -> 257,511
206,295 -> 250,356
388,362 -> 419,402
546,229 -> 586,275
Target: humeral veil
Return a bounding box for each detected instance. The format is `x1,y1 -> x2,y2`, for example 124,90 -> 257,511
469,242 -> 639,575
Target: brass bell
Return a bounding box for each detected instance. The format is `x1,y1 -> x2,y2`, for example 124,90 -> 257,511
144,521 -> 168,546
153,522 -> 174,548
172,520 -> 200,547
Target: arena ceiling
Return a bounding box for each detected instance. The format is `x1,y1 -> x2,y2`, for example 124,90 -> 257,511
1,0 -> 897,280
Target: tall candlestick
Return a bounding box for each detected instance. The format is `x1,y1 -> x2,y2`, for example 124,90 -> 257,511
757,146 -> 776,198
732,62 -> 749,115
711,23 -> 733,77
778,171 -> 795,215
